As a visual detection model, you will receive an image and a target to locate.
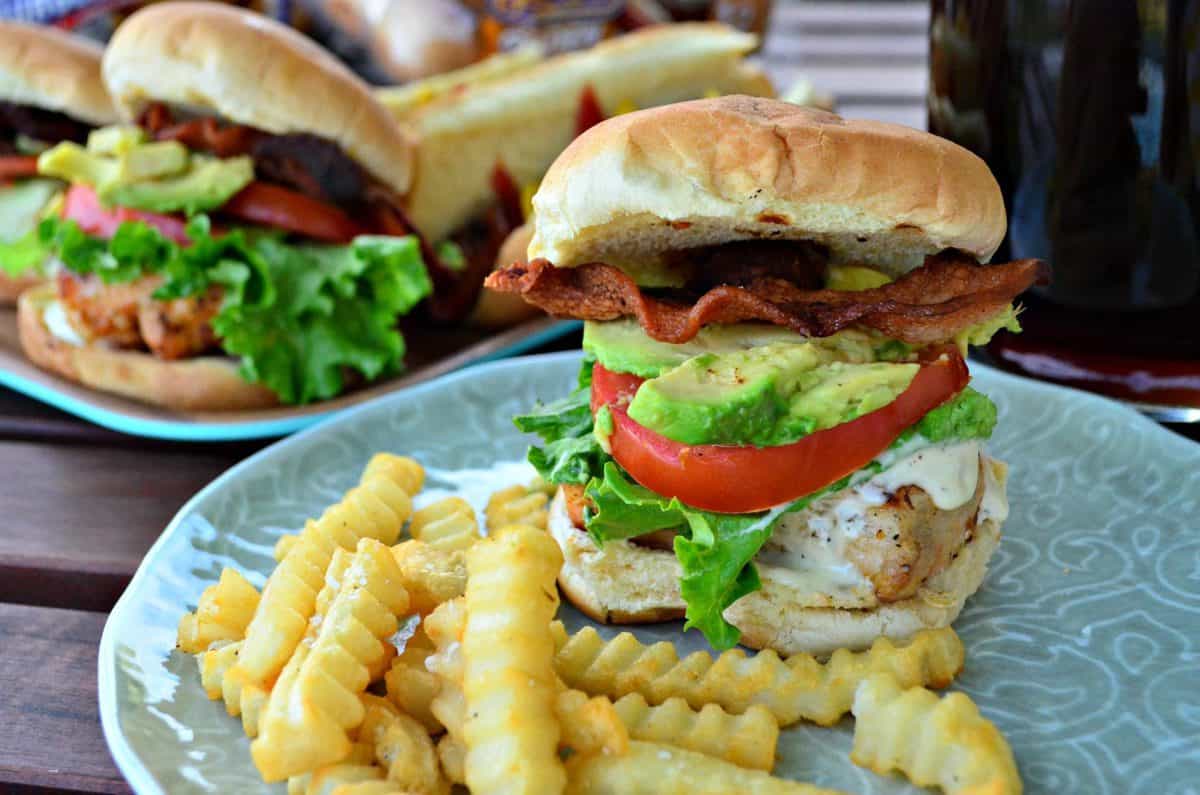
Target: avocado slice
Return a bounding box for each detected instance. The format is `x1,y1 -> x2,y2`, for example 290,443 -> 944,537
626,343 -> 834,446
584,318 -> 905,378
103,155 -> 254,214
626,343 -> 919,447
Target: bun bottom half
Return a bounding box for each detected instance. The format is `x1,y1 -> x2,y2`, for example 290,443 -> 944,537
548,487 -> 1003,657
18,284 -> 278,412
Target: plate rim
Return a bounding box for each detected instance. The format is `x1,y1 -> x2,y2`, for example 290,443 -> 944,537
1,319 -> 578,442
97,350 -> 1199,794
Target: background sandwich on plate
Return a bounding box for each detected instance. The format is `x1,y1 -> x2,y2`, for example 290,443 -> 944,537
377,23 -> 776,329
0,22 -> 118,305
487,96 -> 1048,654
19,2 -> 435,412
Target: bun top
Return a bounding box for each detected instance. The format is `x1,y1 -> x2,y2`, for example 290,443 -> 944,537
529,96 -> 1006,278
103,2 -> 412,193
0,22 -> 117,126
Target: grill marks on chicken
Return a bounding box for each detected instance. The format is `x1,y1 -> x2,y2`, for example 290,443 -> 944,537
58,272 -> 222,360
485,251 -> 1048,346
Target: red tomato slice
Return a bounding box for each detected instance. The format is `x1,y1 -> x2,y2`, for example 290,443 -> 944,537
0,155 -> 39,181
62,184 -> 191,243
221,182 -> 364,243
591,350 -> 970,513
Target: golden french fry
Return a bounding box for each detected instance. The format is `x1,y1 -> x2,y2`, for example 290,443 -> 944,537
554,623 -> 964,727
252,539 -> 411,781
851,674 -> 1021,795
612,693 -> 778,771
274,534 -> 299,562
391,540 -> 466,615
227,465 -> 415,707
408,497 -> 479,554
198,640 -> 240,701
554,689 -> 629,757
425,598 -> 467,738
360,694 -> 448,795
178,568 -> 261,653
363,454 -> 425,497
331,783 -> 406,795
462,525 -> 566,795
384,659 -> 442,734
241,681 -> 269,738
436,735 -> 465,785
565,741 -> 848,794
291,742 -> 378,795
308,764 -> 384,795
485,483 -> 549,532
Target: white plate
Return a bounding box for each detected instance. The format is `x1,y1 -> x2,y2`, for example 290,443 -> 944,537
99,352 -> 1200,793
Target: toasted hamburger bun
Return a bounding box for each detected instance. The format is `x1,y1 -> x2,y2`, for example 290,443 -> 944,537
391,24 -> 773,244
529,96 -> 1006,278
548,456 -> 1008,656
0,23 -> 118,305
103,2 -> 413,194
18,284 -> 277,411
0,21 -> 117,127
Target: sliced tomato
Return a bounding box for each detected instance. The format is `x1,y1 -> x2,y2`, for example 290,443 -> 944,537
62,184 -> 191,243
221,182 -> 364,243
591,350 -> 970,513
0,155 -> 40,182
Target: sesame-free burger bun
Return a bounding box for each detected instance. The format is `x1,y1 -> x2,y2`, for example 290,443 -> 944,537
529,96 -> 1006,278
547,481 -> 1004,657
0,21 -> 118,126
103,2 -> 413,194
18,285 -> 278,412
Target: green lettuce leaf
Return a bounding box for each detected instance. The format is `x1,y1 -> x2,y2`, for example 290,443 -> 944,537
585,463 -> 864,649
39,216 -> 433,404
514,356 -> 606,485
0,228 -> 51,277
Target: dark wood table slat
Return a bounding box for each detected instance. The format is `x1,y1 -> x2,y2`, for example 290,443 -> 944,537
0,440 -> 240,611
0,603 -> 129,794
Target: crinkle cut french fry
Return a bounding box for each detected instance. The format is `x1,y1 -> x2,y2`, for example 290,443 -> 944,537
425,598 -> 467,738
228,467 -> 414,700
554,689 -> 629,757
308,764 -> 384,795
251,539 -> 410,782
612,693 -> 778,772
436,735 -> 465,785
553,623 -> 965,727
408,497 -> 479,554
198,640 -> 240,700
485,483 -> 549,532
462,525 -> 566,795
851,674 -> 1021,795
289,742 -> 377,795
391,540 -> 466,615
275,533 -> 299,562
565,741 -> 849,795
178,568 -> 261,653
384,658 -> 442,734
363,454 -> 425,497
331,782 -> 406,795
360,694 -> 448,795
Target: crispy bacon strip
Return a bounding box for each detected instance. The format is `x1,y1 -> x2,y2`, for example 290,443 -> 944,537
484,253 -> 1048,345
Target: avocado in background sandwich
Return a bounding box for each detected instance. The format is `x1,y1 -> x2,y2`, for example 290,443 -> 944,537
491,96 -> 1047,653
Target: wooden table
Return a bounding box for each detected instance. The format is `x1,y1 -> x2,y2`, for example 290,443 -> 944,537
0,3 -> 1117,792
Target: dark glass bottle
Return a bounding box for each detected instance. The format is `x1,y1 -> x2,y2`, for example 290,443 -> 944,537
930,0 -> 1200,417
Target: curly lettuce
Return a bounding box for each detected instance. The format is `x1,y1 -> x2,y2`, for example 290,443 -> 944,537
39,216 -> 432,404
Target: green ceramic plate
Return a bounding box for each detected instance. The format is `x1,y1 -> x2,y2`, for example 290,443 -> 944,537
99,352 -> 1200,793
